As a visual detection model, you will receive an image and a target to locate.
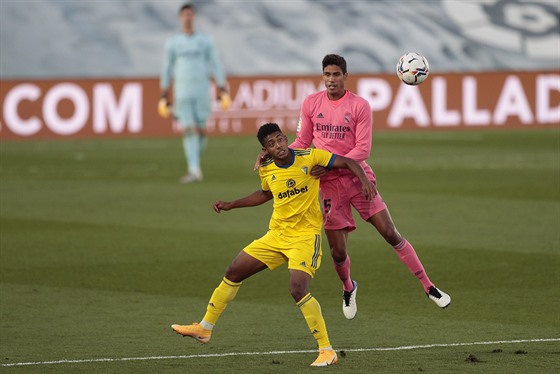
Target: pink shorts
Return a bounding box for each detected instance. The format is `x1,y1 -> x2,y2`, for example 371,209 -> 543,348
320,173 -> 387,232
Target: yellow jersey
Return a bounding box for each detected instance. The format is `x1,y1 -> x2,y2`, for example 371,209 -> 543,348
259,148 -> 336,236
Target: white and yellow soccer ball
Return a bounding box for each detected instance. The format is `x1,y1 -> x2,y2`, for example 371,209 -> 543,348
396,52 -> 430,85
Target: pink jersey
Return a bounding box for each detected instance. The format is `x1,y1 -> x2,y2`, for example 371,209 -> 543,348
292,90 -> 374,181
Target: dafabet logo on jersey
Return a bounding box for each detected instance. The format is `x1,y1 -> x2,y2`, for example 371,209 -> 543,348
277,179 -> 309,199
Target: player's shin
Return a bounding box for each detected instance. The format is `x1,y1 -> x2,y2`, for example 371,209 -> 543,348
333,255 -> 354,292
393,239 -> 433,291
202,277 -> 242,325
183,133 -> 202,177
297,293 -> 331,349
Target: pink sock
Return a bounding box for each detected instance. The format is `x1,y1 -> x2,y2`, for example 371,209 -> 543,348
394,239 -> 433,292
333,255 -> 354,292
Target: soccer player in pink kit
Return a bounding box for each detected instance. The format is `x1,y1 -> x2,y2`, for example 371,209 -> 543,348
293,54 -> 451,319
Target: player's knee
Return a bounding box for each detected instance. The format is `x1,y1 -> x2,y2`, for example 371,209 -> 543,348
372,219 -> 398,243
330,249 -> 347,264
383,229 -> 401,246
289,283 -> 308,302
183,127 -> 196,135
224,266 -> 243,283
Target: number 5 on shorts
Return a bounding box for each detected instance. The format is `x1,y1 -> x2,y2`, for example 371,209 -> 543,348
323,199 -> 332,215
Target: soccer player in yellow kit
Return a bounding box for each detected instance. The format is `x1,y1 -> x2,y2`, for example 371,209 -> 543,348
171,123 -> 376,367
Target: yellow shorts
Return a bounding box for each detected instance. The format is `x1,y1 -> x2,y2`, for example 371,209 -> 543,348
243,230 -> 322,277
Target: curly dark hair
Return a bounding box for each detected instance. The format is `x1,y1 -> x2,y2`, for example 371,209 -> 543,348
322,54 -> 347,74
257,123 -> 282,145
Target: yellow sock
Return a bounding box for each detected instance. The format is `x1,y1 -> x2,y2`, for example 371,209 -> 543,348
203,277 -> 242,325
297,293 -> 331,349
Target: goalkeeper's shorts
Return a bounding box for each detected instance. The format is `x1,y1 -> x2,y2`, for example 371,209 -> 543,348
174,97 -> 211,129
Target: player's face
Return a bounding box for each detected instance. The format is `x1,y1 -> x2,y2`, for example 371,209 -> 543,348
179,8 -> 195,27
262,131 -> 291,164
323,65 -> 347,99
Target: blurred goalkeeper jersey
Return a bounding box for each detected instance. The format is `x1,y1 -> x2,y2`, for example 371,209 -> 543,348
160,32 -> 226,99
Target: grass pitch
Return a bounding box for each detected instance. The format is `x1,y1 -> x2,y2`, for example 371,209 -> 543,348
1,129 -> 559,373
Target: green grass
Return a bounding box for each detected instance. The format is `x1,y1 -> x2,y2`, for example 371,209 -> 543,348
1,129 -> 559,373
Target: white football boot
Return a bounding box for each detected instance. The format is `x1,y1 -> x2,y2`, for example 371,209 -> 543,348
427,286 -> 451,309
342,280 -> 358,319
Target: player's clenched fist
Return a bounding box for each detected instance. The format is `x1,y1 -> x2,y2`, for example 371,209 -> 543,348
213,200 -> 232,213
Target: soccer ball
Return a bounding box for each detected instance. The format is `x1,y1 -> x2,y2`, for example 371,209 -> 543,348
396,52 -> 430,85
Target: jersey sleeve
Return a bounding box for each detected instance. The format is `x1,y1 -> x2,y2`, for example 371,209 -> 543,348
160,39 -> 175,90
344,99 -> 372,161
206,36 -> 227,88
290,96 -> 314,149
312,148 -> 336,170
259,169 -> 270,192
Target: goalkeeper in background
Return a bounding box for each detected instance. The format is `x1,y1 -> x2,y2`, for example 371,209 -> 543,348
159,3 -> 231,184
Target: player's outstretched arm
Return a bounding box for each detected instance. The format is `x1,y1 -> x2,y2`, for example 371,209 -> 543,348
213,190 -> 273,213
331,155 -> 377,200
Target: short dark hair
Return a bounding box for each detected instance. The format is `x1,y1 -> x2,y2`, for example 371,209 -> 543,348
322,54 -> 347,74
257,123 -> 282,145
179,3 -> 195,13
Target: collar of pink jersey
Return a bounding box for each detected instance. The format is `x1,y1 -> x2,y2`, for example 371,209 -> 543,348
325,90 -> 349,107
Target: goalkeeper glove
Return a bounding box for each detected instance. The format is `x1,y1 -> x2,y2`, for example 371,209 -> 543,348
158,97 -> 171,118
218,88 -> 231,110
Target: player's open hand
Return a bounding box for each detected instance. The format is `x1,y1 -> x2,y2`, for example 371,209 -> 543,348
362,180 -> 377,201
253,150 -> 269,171
213,200 -> 232,213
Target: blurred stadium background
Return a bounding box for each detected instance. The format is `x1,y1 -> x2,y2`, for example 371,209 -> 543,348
0,1 -> 559,373
2,0 -> 559,78
1,0 -> 559,140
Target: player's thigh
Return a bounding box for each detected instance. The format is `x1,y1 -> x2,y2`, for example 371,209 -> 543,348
226,251 -> 267,282
242,231 -> 288,271
320,179 -> 356,231
193,97 -> 211,127
174,98 -> 197,130
285,233 -> 322,278
349,175 -> 387,221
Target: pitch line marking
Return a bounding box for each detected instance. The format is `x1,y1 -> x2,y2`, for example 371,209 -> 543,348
2,338 -> 559,367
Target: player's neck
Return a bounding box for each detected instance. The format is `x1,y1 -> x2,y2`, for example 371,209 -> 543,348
327,90 -> 346,101
273,149 -> 294,167
182,25 -> 194,35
